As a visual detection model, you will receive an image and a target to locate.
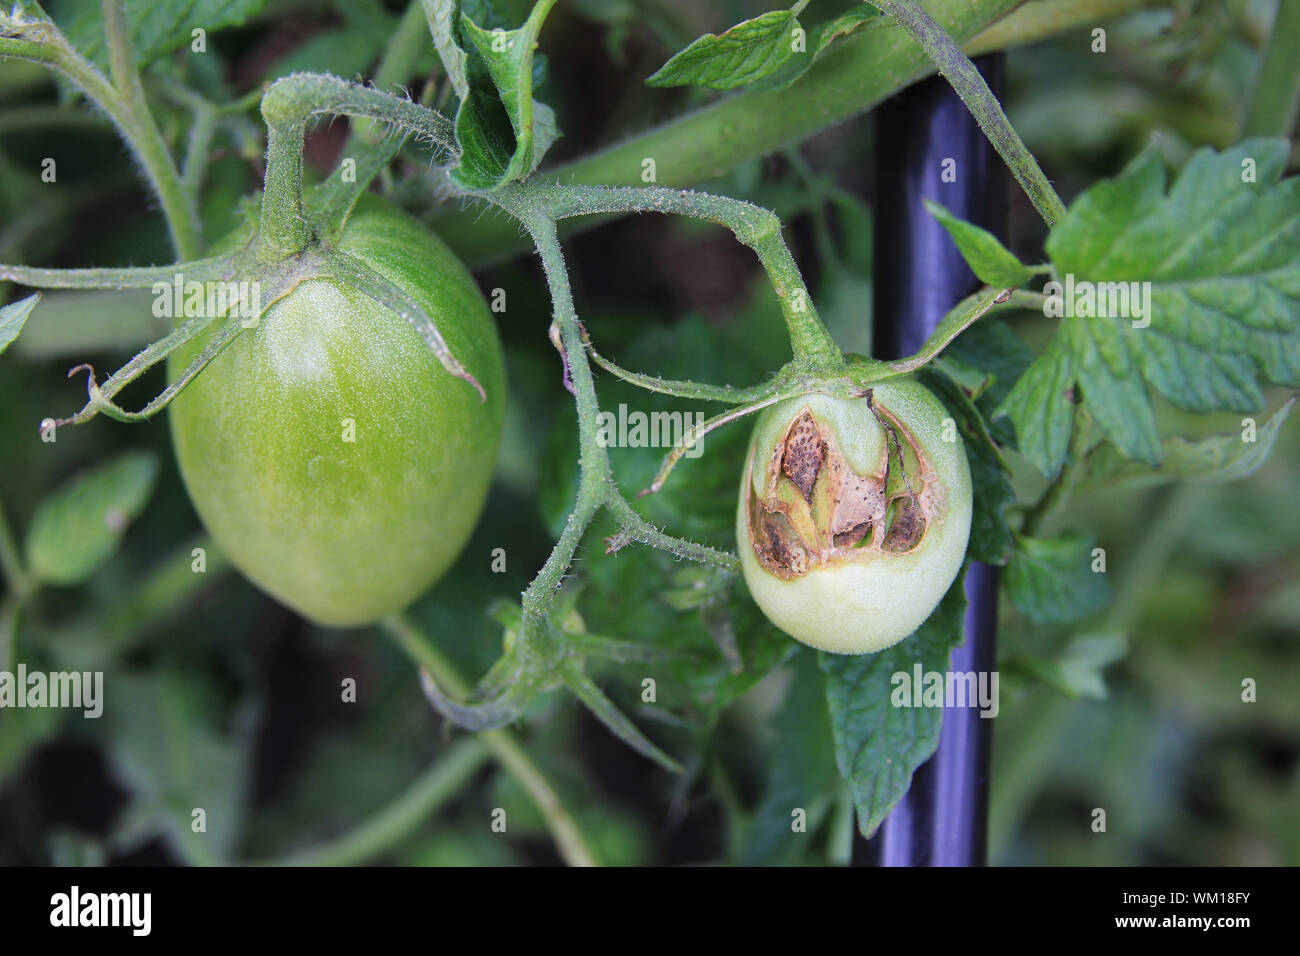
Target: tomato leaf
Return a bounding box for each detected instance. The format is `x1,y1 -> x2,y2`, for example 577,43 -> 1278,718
0,291 -> 40,355
924,200 -> 1034,289
1084,395 -> 1295,488
1062,313 -> 1162,465
1032,138 -> 1300,466
1007,532 -> 1112,624
647,10 -> 802,92
996,335 -> 1076,478
104,670 -> 254,863
425,0 -> 560,191
646,6 -> 878,93
820,564 -> 968,838
1008,630 -> 1127,699
52,0 -> 266,70
423,0 -> 470,99
24,450 -> 159,585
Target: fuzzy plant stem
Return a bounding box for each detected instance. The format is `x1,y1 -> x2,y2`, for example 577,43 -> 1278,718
866,0 -> 1067,228
257,73 -> 457,261
0,3 -> 200,258
381,614 -> 599,866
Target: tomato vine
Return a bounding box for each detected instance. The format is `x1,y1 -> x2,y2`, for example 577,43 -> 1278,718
2,0 -> 1296,856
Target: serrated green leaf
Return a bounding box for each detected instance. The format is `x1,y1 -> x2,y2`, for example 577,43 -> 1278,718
647,10 -> 801,92
821,565 -> 968,838
1063,313 -> 1162,465
924,200 -> 1033,289
646,6 -> 878,93
53,0 -> 266,70
996,335 -> 1076,477
1007,532 -> 1112,624
810,7 -> 879,52
1085,395 -> 1295,488
25,450 -> 159,585
918,367 -> 1014,565
0,291 -> 39,355
1043,138 -> 1300,457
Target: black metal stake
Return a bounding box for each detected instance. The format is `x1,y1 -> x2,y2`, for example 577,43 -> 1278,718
861,54 -> 1007,867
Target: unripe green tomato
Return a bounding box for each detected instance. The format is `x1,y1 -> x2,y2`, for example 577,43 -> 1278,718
737,380 -> 971,654
168,196 -> 505,626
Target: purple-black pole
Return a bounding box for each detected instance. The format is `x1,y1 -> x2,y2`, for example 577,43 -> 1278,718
859,55 -> 1006,867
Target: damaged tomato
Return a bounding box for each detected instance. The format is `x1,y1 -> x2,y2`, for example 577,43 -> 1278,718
737,381 -> 971,654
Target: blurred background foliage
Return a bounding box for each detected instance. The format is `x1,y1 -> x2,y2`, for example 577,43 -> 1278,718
0,0 -> 1296,865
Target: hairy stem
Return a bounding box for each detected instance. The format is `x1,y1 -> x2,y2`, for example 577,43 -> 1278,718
350,0 -> 434,146
605,496 -> 740,572
1,9 -> 200,258
502,208 -> 615,625
866,0 -> 1067,228
506,184 -> 842,369
257,73 -> 457,260
585,334 -> 781,404
180,96 -> 218,199
100,0 -> 201,256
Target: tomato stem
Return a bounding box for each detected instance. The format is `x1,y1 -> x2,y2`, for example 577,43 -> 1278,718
250,739 -> 492,867
517,183 -> 844,370
381,614 -> 600,867
255,74 -> 458,261
866,0 -> 1067,228
0,5 -> 201,259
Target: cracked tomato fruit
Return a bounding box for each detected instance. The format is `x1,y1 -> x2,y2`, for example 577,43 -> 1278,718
737,381 -> 971,654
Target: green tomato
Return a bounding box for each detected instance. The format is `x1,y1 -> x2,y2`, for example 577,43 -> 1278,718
737,380 -> 971,654
168,197 -> 505,627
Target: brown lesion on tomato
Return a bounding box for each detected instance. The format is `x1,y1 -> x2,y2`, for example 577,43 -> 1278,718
882,495 -> 926,552
746,400 -> 939,579
780,410 -> 824,501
